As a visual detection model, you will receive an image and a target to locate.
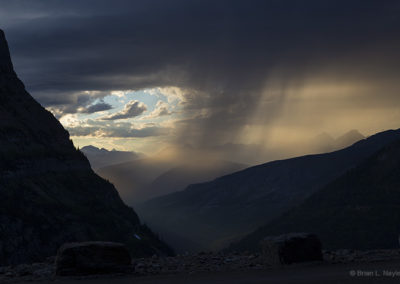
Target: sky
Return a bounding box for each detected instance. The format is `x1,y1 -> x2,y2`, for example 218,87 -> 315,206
1,0 -> 400,163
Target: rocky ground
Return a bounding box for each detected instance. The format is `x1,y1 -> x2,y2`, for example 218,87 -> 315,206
2,249 -> 400,283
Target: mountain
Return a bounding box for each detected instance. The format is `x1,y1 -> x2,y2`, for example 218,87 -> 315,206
96,159 -> 173,204
146,160 -> 247,201
334,129 -> 365,150
80,145 -> 142,169
136,129 -> 400,252
0,29 -> 172,265
230,138 -> 400,252
96,158 -> 246,204
310,130 -> 365,154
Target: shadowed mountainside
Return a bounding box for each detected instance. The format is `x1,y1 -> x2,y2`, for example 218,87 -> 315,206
96,159 -> 173,203
0,29 -> 172,266
146,161 -> 248,202
137,129 -> 400,252
230,138 -> 400,252
96,158 -> 246,204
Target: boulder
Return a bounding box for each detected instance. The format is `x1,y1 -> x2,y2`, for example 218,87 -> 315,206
55,242 -> 131,276
260,233 -> 322,265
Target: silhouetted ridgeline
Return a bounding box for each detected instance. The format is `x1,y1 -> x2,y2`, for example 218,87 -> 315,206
137,128 -> 400,252
230,138 -> 400,252
0,29 -> 172,266
96,158 -> 247,204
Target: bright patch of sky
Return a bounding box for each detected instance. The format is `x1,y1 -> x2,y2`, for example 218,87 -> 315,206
80,88 -> 180,122
64,87 -> 184,153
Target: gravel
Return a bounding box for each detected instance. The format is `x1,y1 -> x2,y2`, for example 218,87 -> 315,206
2,249 -> 400,283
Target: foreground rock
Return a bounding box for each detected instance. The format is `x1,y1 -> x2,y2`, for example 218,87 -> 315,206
2,249 -> 400,283
56,242 -> 131,276
260,233 -> 323,265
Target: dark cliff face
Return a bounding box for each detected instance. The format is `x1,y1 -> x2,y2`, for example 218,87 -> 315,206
0,30 -> 77,166
0,30 -> 13,74
0,30 -> 172,265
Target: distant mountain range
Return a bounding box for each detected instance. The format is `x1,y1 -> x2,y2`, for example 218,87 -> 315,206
80,145 -> 143,169
136,129 -> 400,252
230,137 -> 400,252
310,129 -> 365,154
95,158 -> 174,203
96,158 -> 247,204
92,131 -> 362,204
146,160 -> 248,201
0,29 -> 172,266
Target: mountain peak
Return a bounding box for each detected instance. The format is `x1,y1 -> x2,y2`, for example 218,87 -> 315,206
335,129 -> 365,149
341,129 -> 364,138
81,145 -> 100,151
0,29 -> 14,73
0,30 -> 172,265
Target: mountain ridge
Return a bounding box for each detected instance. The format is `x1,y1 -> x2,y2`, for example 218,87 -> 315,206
229,137 -> 400,251
0,29 -> 172,265
96,158 -> 247,204
137,128 -> 400,252
80,145 -> 142,169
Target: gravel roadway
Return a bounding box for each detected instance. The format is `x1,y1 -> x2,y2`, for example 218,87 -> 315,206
14,260 -> 400,284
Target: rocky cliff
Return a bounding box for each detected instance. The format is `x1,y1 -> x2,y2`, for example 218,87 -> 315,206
0,29 -> 172,265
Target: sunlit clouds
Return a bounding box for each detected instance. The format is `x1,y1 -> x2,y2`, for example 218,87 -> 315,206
53,87 -> 183,154
101,100 -> 147,120
2,0 -> 400,163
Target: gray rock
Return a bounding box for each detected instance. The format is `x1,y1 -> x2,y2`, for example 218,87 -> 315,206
14,264 -> 33,276
0,266 -> 8,274
260,233 -> 323,265
55,242 -> 132,276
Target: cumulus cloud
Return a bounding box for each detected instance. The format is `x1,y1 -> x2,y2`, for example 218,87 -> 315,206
2,0 -> 400,155
67,126 -> 100,136
143,100 -> 172,119
101,100 -> 147,120
79,101 -> 112,113
68,125 -> 168,138
67,119 -> 169,138
103,126 -> 169,138
156,87 -> 187,104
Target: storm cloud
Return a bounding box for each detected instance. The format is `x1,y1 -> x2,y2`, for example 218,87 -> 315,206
80,102 -> 113,114
1,0 -> 400,156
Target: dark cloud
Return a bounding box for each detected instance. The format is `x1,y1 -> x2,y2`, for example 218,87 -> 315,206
1,0 -> 400,148
80,102 -> 112,114
101,100 -> 147,120
44,90 -> 110,118
67,126 -> 99,137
